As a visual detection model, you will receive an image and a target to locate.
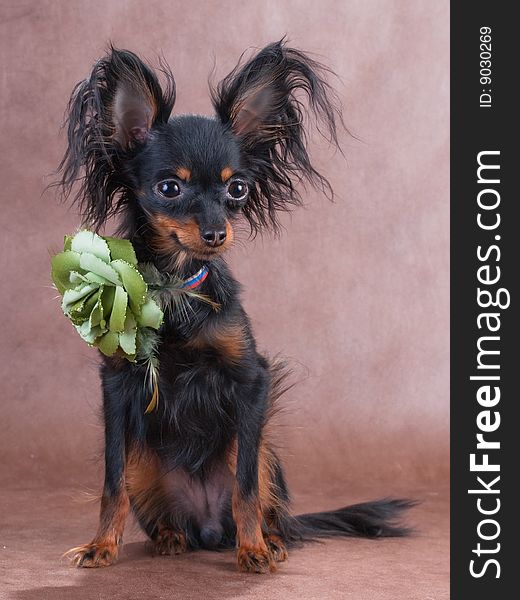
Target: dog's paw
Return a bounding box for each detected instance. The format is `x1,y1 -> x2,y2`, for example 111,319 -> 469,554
66,541 -> 119,568
153,528 -> 188,556
265,534 -> 288,563
237,545 -> 275,574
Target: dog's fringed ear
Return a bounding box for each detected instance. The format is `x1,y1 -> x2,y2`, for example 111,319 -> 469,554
211,40 -> 343,233
58,47 -> 175,230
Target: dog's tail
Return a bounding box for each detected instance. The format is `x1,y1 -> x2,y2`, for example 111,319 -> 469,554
279,498 -> 415,544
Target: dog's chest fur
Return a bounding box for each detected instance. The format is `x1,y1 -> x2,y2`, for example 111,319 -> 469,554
147,336 -> 239,474
105,343 -> 239,468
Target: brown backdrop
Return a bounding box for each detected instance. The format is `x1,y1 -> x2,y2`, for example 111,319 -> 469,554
0,1 -> 449,598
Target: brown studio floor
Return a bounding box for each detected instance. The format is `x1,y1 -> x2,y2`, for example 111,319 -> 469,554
0,484 -> 449,600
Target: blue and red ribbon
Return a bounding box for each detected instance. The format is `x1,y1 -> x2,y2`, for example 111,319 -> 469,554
181,265 -> 209,290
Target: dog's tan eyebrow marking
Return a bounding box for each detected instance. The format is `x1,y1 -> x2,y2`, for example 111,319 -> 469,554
221,167 -> 233,182
176,167 -> 191,182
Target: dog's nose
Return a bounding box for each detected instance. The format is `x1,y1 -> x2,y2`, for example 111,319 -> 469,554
201,228 -> 227,247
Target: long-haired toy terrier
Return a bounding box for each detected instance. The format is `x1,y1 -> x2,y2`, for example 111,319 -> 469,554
58,41 -> 411,573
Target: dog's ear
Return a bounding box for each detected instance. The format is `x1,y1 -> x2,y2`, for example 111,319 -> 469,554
58,47 -> 175,230
212,40 -> 343,233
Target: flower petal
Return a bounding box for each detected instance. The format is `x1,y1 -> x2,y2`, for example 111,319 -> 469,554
51,251 -> 82,294
136,298 -> 164,330
62,283 -> 98,316
119,313 -> 137,355
109,285 -> 128,332
105,237 -> 138,265
84,272 -> 109,285
100,286 -> 115,317
79,253 -> 121,286
96,331 -> 120,356
76,321 -> 104,344
89,288 -> 106,329
71,231 -> 111,263
110,260 -> 147,314
69,271 -> 89,285
69,287 -> 100,325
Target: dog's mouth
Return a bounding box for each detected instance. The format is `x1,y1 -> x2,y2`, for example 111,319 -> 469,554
149,214 -> 234,263
170,232 -> 227,259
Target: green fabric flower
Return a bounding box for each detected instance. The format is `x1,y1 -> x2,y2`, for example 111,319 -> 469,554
51,231 -> 163,361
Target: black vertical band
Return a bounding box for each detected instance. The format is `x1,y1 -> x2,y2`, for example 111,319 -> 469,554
451,3 -> 517,597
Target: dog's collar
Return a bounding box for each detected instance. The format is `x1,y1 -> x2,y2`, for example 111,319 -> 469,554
181,265 -> 209,290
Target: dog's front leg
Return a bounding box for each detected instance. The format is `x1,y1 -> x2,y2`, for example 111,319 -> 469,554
68,384 -> 130,567
232,373 -> 274,574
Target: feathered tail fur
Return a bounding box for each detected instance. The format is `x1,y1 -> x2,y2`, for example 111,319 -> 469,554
288,498 -> 415,542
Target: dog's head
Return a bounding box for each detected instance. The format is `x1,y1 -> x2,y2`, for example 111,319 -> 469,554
59,42 -> 341,268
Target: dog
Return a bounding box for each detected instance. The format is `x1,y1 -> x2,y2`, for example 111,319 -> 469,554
57,41 -> 411,573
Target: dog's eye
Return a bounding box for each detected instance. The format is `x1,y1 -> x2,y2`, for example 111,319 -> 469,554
227,180 -> 248,201
156,179 -> 181,199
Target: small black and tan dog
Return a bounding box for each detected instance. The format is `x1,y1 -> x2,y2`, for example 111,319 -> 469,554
58,41 -> 411,573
